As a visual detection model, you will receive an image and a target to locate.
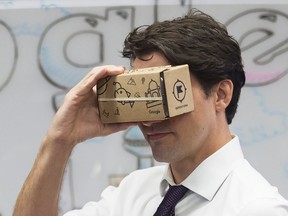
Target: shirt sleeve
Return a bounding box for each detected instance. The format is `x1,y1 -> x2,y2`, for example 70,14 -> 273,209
239,197 -> 288,216
63,186 -> 118,216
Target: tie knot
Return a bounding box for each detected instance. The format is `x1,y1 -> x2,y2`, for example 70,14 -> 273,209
154,185 -> 189,216
166,185 -> 189,202
169,185 -> 188,193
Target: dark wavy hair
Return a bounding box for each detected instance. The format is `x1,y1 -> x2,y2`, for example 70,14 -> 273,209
122,9 -> 245,124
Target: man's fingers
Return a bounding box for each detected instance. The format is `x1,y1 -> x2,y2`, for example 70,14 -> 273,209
73,65 -> 125,96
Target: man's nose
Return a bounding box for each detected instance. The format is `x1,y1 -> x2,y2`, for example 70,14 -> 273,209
140,120 -> 161,127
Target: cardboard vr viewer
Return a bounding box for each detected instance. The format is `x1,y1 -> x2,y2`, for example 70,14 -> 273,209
97,64 -> 194,123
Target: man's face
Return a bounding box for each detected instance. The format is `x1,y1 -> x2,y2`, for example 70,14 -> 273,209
132,52 -> 218,167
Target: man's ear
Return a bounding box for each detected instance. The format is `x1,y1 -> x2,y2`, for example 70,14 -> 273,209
215,79 -> 233,112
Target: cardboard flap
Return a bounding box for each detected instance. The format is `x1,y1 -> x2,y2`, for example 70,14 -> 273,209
123,65 -> 171,75
163,64 -> 194,117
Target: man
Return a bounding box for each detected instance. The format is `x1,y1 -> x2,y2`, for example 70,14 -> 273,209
13,9 -> 288,216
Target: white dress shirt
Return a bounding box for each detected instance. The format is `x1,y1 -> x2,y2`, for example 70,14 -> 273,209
64,136 -> 288,215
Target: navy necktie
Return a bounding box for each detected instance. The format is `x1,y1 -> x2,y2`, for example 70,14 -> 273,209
153,185 -> 189,216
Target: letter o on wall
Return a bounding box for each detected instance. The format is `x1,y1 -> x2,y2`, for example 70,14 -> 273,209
0,20 -> 18,91
38,14 -> 103,89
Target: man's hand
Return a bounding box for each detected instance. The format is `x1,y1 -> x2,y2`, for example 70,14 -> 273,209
46,65 -> 133,148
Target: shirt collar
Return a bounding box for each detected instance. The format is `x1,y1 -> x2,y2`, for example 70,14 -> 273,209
159,136 -> 244,200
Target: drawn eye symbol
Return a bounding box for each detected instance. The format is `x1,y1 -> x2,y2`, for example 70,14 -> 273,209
116,89 -> 124,95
